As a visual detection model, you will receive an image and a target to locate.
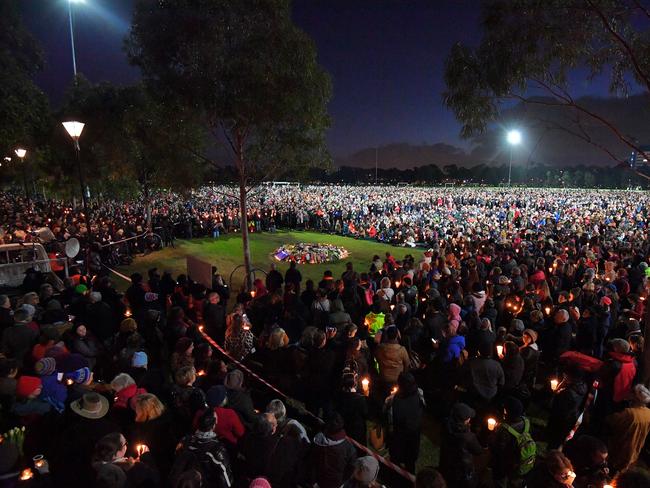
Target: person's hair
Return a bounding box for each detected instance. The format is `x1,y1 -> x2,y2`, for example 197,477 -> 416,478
324,412 -> 344,436
22,292 -> 38,305
134,393 -> 166,422
397,371 -> 418,396
0,295 -> 9,307
254,413 -> 275,436
175,366 -> 196,386
386,326 -> 398,341
197,408 -> 216,432
110,373 -> 135,392
341,372 -> 356,390
614,467 -> 650,488
415,467 -> 447,488
92,432 -> 123,463
172,469 -> 202,488
266,399 -> 287,424
89,291 -> 102,303
544,450 -> 574,478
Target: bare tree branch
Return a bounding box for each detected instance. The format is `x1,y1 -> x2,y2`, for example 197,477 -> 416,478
586,0 -> 650,92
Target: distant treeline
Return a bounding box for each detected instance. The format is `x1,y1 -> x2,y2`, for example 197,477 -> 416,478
214,162 -> 649,188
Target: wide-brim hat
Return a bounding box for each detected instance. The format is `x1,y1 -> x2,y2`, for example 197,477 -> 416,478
70,393 -> 109,419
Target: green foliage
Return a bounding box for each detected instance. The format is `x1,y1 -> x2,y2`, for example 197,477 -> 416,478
126,0 -> 332,183
0,2 -> 50,156
56,78 -> 207,196
443,0 -> 650,161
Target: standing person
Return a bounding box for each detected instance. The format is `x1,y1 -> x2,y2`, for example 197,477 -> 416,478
386,372 -> 425,473
546,366 -> 588,449
491,397 -> 537,488
333,372 -> 369,445
463,343 -> 505,410
265,264 -> 284,293
310,412 -> 357,488
375,326 -> 410,390
525,450 -> 577,488
340,456 -> 382,488
605,384 -> 650,474
285,261 -> 302,293
170,409 -> 233,488
439,402 -> 484,488
204,292 -> 226,343
1,308 -> 37,367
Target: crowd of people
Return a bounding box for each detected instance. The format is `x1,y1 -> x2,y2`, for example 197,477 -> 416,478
3,185 -> 650,251
1,187 -> 650,487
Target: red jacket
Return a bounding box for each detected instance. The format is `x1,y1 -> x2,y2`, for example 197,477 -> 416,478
193,406 -> 245,446
609,351 -> 636,403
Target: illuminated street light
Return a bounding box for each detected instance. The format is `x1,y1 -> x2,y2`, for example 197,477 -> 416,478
14,148 -> 29,199
506,129 -> 522,186
62,120 -> 88,213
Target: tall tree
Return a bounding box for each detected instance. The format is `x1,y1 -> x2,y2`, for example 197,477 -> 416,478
0,2 -> 50,167
127,0 -> 331,285
58,78 -> 207,224
443,0 -> 650,168
127,0 -> 331,286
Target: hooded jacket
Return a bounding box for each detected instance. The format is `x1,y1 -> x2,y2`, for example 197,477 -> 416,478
309,432 -> 356,488
608,351 -> 637,402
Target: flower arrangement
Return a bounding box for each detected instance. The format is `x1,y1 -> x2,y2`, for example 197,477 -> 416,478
274,243 -> 349,264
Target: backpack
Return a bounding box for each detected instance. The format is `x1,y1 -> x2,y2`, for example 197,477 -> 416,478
502,418 -> 537,476
170,437 -> 233,488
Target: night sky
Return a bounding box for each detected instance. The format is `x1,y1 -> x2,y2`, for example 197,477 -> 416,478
18,0 -> 631,165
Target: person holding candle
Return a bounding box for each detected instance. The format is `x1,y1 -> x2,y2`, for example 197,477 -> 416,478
92,432 -> 159,487
546,366 -> 588,449
491,396 -> 536,487
439,402 -> 484,488
385,372 -> 425,474
525,450 -> 576,487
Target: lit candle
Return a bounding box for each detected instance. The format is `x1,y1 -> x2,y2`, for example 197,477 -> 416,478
136,444 -> 146,457
198,325 -> 204,332
19,469 -> 34,481
395,281 -> 401,288
390,304 -> 395,311
250,290 -> 256,298
487,418 -> 497,431
125,308 -> 132,317
550,378 -> 559,391
197,370 -> 206,376
361,377 -> 370,396
66,378 -> 74,386
33,455 -> 44,469
391,386 -> 398,395
496,345 -> 504,358
544,306 -> 551,316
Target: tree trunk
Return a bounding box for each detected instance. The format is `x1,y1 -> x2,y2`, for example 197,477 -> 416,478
235,133 -> 253,290
239,176 -> 253,290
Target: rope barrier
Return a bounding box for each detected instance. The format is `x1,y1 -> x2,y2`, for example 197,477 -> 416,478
102,268 -> 416,484
196,327 -> 416,484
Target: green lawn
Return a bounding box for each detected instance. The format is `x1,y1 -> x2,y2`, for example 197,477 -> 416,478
117,230 -> 418,291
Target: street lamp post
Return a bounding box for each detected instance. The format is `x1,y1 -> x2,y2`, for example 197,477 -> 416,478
14,149 -> 29,200
67,0 -> 85,77
506,129 -> 522,186
62,121 -> 87,215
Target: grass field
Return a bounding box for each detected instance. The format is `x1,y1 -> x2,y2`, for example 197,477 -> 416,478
117,230 -> 418,291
